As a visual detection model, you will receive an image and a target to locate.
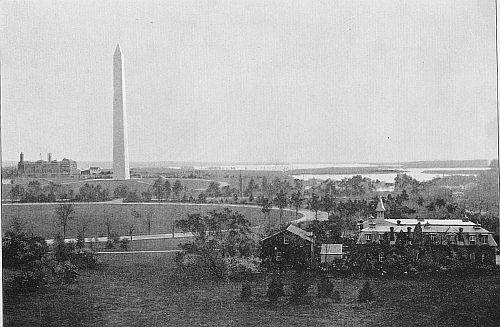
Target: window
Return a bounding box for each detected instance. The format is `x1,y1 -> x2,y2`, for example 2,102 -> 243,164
365,234 -> 372,242
283,236 -> 290,245
480,235 -> 488,244
430,234 -> 437,243
378,253 -> 385,262
275,252 -> 284,262
469,235 -> 476,245
469,252 -> 475,262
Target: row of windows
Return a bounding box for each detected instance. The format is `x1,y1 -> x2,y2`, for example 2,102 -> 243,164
365,233 -> 488,244
377,252 -> 488,263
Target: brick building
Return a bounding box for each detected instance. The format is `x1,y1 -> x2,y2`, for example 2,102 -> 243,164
17,152 -> 79,178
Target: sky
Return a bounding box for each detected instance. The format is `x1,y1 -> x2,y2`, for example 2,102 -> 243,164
1,0 -> 498,164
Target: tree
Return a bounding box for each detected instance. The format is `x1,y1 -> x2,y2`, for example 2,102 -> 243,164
261,197 -> 272,227
173,180 -> 183,200
55,203 -> 75,238
152,178 -> 165,202
206,181 -> 221,197
308,193 -> 321,220
141,190 -> 153,202
245,178 -> 258,197
113,184 -> 129,198
291,191 -> 303,218
274,190 -> 288,225
145,209 -> 153,234
164,180 -> 172,201
10,184 -> 23,203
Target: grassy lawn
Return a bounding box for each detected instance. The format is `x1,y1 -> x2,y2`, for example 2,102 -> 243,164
4,253 -> 500,327
1,203 -> 298,239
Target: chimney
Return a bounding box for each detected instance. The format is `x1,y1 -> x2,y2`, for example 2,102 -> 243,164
20,152 -> 24,163
48,153 -> 52,162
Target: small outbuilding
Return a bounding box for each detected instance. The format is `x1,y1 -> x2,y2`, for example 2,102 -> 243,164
261,224 -> 315,270
320,244 -> 343,263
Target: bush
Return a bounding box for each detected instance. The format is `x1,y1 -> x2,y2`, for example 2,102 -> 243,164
175,251 -> 226,280
53,235 -> 75,262
290,275 -> 310,304
317,276 -> 334,298
52,261 -> 78,285
331,290 -> 341,303
223,256 -> 260,280
71,248 -> 99,269
10,263 -> 47,291
2,231 -> 47,268
358,281 -> 374,303
120,238 -> 130,251
240,283 -> 252,302
267,277 -> 284,303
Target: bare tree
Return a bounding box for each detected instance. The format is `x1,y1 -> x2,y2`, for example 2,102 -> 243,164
55,203 -> 75,238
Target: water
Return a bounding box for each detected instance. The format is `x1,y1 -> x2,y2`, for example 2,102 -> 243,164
292,167 -> 489,183
189,163 -> 378,171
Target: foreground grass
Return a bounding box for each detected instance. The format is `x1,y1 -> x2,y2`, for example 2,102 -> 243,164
4,253 -> 500,327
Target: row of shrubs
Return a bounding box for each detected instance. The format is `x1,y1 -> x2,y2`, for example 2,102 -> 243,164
241,277 -> 374,304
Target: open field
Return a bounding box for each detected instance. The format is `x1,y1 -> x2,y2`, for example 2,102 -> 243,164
3,253 -> 499,326
1,203 -> 300,239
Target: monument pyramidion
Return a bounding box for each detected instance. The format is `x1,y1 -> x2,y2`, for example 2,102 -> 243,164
113,44 -> 130,180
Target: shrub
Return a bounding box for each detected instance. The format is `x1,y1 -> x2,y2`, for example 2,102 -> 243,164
317,276 -> 334,298
289,275 -> 310,304
331,290 -> 341,303
71,248 -> 99,269
52,261 -> 78,285
10,263 -> 47,291
358,281 -> 374,303
240,283 -> 252,302
267,277 -> 284,303
105,239 -> 114,249
53,235 -> 75,262
175,251 -> 226,280
2,231 -> 47,268
120,238 -> 130,251
223,256 -> 260,279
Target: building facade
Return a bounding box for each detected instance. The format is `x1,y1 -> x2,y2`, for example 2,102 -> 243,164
356,198 -> 498,265
17,152 -> 79,178
261,225 -> 315,270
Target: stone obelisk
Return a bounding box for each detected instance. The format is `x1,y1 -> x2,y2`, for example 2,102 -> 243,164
113,44 -> 130,180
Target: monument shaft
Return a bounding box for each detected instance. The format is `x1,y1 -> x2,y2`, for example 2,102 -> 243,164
113,44 -> 130,180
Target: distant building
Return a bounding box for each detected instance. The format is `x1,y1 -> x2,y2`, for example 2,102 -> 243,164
17,152 -> 79,178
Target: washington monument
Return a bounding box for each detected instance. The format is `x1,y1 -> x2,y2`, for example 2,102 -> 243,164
113,44 -> 130,180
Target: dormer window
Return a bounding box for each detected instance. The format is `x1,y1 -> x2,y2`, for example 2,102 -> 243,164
283,236 -> 290,245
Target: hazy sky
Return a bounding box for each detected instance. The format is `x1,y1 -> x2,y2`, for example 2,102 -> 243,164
1,0 -> 498,163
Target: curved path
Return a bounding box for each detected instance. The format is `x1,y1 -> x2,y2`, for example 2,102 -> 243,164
38,202 -> 327,245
